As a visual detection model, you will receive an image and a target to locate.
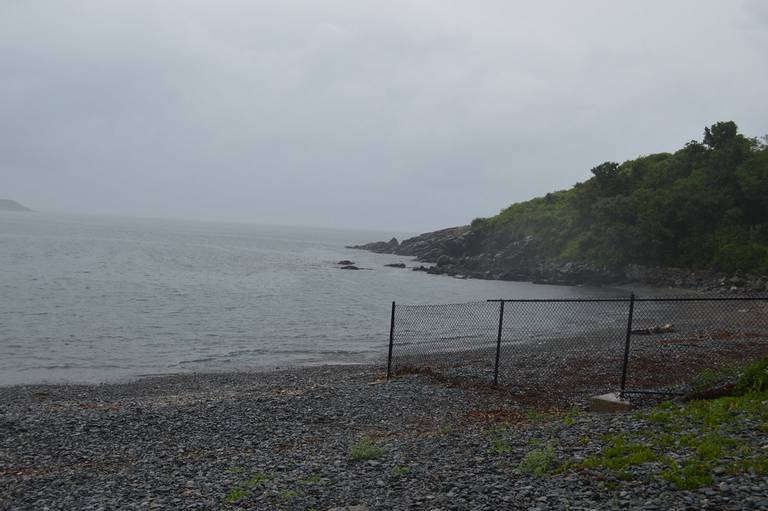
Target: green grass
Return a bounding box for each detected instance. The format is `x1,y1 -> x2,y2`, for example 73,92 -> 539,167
565,358 -> 768,491
488,438 -> 512,455
281,489 -> 300,499
526,409 -> 555,424
391,465 -> 411,476
221,472 -> 273,504
519,444 -> 557,476
733,357 -> 768,395
561,407 -> 581,426
661,459 -> 713,490
581,436 -> 658,471
348,438 -> 384,461
585,392 -> 767,488
222,487 -> 249,504
689,365 -> 741,393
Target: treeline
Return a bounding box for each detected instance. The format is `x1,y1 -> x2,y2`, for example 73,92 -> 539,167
473,122 -> 768,273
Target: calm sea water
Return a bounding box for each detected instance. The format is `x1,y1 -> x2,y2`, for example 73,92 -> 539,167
0,213 -> 625,385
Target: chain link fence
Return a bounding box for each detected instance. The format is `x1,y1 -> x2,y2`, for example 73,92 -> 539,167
386,296 -> 768,402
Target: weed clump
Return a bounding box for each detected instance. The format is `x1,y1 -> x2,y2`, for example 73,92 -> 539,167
733,357 -> 768,395
348,438 -> 384,461
519,444 -> 557,476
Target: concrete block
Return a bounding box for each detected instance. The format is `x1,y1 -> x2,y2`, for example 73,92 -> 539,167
590,392 -> 632,413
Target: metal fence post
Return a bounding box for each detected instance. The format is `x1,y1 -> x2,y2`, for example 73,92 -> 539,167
386,301 -> 396,381
619,293 -> 635,399
493,300 -> 505,386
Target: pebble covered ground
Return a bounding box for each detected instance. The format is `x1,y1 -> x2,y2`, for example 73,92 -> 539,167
1,364 -> 767,510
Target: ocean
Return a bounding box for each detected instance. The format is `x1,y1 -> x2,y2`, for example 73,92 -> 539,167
0,213 -> 624,385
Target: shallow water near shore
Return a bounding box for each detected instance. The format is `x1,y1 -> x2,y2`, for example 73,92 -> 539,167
1,213 -> 636,385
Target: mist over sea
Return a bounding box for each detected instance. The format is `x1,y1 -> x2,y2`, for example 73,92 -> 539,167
1,213 -> 625,385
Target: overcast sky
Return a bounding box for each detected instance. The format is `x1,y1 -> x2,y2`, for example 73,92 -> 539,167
2,1 -> 767,232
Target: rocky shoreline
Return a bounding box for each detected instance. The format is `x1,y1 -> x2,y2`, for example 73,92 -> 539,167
2,365 -> 767,510
349,228 -> 768,293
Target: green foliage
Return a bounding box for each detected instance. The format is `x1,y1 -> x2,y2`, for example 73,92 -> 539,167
222,487 -> 249,504
391,465 -> 411,476
348,438 -> 384,461
661,459 -> 713,490
222,472 -> 274,504
526,409 -> 555,424
733,357 -> 768,395
704,121 -> 738,150
518,444 -> 557,476
489,438 -> 512,454
581,436 -> 658,471
689,365 -> 741,393
561,406 -> 581,426
478,121 -> 768,272
569,388 -> 768,491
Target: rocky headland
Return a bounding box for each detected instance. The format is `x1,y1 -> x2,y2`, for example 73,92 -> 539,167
0,199 -> 33,212
349,227 -> 768,293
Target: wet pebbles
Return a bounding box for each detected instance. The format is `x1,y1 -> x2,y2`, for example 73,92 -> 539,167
1,365 -> 766,510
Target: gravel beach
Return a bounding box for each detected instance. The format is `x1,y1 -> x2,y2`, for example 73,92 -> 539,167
2,364 -> 767,510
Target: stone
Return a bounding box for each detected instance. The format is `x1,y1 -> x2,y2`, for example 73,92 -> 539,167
589,392 -> 632,413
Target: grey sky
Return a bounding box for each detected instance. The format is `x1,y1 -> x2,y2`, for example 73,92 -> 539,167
2,1 -> 767,231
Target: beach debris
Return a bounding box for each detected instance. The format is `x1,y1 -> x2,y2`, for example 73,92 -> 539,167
631,323 -> 675,335
337,260 -> 355,265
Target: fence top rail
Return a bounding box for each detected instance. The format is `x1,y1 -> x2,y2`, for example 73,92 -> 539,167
487,295 -> 768,303
487,298 -> 630,303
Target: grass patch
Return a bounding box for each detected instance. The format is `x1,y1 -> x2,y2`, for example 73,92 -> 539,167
222,487 -> 249,504
581,436 -> 658,471
561,407 -> 581,426
519,444 -> 557,476
661,458 -> 713,490
348,438 -> 384,461
222,471 -> 273,504
734,357 -> 768,395
736,455 -> 768,475
488,438 -> 512,455
565,359 -> 768,491
689,365 -> 741,393
526,409 -> 554,424
281,489 -> 300,499
566,359 -> 768,490
391,465 -> 411,476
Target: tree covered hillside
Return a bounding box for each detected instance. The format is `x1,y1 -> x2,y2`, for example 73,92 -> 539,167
475,122 -> 768,273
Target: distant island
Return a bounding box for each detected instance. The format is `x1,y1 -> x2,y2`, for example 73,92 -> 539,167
352,122 -> 768,292
0,199 -> 33,212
